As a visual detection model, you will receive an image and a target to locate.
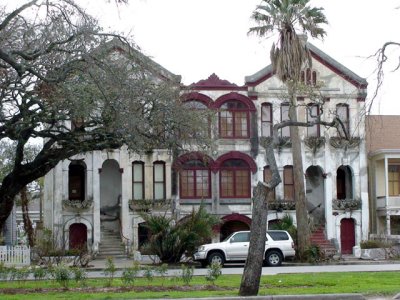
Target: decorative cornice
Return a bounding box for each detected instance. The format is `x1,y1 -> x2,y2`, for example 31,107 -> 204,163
190,73 -> 246,91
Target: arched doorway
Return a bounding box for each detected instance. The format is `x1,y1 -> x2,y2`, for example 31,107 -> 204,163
305,165 -> 325,226
336,166 -> 353,199
100,159 -> 122,232
340,218 -> 355,254
69,223 -> 87,250
220,214 -> 251,241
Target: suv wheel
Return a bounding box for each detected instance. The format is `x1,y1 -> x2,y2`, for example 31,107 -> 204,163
265,250 -> 282,266
207,252 -> 224,266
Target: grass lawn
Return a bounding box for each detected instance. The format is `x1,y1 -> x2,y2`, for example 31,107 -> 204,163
0,271 -> 399,299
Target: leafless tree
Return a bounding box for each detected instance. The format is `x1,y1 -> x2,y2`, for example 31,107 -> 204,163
0,0 -> 210,231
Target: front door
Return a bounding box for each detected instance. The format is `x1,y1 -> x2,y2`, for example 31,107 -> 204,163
69,223 -> 87,250
340,218 -> 355,254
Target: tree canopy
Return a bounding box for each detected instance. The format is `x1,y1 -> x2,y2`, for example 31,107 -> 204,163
0,0 -> 210,230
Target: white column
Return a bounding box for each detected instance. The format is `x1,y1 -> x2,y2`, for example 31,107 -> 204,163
120,150 -> 132,241
324,141 -> 333,239
384,157 -> 390,235
359,140 -> 369,240
92,151 -> 102,252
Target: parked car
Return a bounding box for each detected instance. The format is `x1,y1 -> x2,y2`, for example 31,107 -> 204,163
193,230 -> 295,267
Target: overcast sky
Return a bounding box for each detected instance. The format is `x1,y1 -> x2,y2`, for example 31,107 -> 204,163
7,0 -> 400,114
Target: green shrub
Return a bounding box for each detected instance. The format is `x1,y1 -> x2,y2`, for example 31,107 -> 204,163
180,264 -> 194,286
0,262 -> 9,280
143,266 -> 154,282
33,266 -> 47,281
7,266 -> 18,281
205,261 -> 221,285
52,264 -> 71,288
71,267 -> 87,287
304,244 -> 323,263
103,257 -> 116,287
140,205 -> 219,263
121,262 -> 140,286
155,263 -> 168,285
14,266 -> 31,285
360,240 -> 391,249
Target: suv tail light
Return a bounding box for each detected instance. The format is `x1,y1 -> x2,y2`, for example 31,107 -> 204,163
291,242 -> 295,249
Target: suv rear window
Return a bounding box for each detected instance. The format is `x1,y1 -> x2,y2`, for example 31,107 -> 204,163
268,231 -> 289,241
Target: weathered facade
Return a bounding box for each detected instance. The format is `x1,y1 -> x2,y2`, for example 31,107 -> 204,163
43,42 -> 369,256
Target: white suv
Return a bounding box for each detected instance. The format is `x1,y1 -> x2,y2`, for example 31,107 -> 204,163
193,230 -> 295,267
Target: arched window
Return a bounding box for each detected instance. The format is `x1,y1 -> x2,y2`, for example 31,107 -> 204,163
336,166 -> 353,199
336,104 -> 349,137
263,166 -> 275,200
153,161 -> 165,200
132,161 -> 144,200
283,165 -> 294,200
220,159 -> 251,198
180,159 -> 211,199
184,100 -> 210,138
219,100 -> 250,138
280,103 -> 290,137
307,104 -> 320,137
301,68 -> 317,86
68,161 -> 86,201
261,103 -> 273,137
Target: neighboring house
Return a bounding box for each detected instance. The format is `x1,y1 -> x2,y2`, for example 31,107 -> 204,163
44,40 -> 369,256
366,115 -> 400,240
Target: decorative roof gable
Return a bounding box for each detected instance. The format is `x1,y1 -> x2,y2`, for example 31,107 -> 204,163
190,73 -> 246,91
245,42 -> 368,89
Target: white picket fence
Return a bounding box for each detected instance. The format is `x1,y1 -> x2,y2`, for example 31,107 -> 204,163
0,246 -> 31,266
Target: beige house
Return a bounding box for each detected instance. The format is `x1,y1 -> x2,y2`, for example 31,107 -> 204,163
367,115 -> 400,239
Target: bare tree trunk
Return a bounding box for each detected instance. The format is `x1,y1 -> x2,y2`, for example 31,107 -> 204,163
288,87 -> 310,260
21,187 -> 35,247
239,141 -> 281,296
239,182 -> 269,296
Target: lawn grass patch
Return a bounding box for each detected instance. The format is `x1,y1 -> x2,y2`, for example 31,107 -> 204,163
0,271 -> 399,299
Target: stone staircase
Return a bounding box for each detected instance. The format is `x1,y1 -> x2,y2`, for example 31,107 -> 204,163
97,227 -> 127,259
310,226 -> 337,257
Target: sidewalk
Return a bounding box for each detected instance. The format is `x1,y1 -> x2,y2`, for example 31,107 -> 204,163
86,254 -> 399,270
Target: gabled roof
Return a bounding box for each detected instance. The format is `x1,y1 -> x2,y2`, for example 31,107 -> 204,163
245,42 -> 368,89
98,38 -> 181,84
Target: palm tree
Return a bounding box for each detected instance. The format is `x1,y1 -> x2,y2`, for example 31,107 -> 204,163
249,0 -> 327,83
253,0 -> 327,258
239,0 -> 327,296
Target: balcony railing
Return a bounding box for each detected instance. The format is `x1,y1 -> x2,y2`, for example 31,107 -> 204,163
332,199 -> 361,210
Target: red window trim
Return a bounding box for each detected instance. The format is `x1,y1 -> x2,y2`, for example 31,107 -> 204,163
219,108 -> 250,139
219,161 -> 251,199
179,167 -> 211,199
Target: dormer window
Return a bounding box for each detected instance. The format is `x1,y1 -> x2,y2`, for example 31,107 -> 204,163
301,68 -> 317,86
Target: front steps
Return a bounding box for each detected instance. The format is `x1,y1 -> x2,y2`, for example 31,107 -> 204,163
310,226 -> 337,257
97,227 -> 127,259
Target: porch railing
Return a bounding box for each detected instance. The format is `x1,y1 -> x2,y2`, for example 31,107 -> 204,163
0,245 -> 31,266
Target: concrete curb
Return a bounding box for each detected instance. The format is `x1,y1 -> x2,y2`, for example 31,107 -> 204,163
149,294 -> 365,300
